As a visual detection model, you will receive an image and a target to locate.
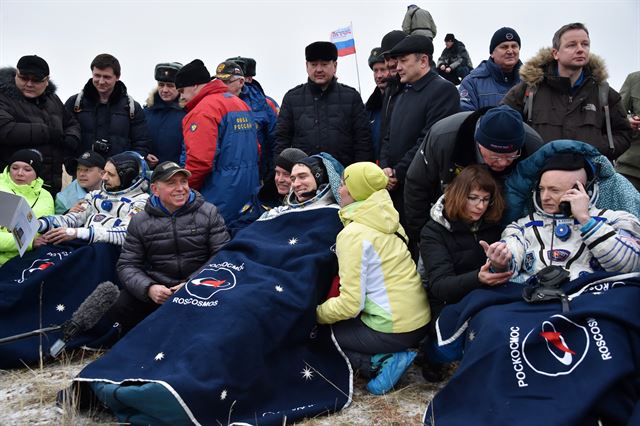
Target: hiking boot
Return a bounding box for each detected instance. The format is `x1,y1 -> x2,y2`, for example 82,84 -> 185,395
366,351 -> 417,395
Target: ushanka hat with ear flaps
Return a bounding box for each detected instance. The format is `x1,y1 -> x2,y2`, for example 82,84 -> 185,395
154,62 -> 183,83
343,162 -> 389,201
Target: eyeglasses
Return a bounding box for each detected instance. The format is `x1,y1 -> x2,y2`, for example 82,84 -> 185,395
486,149 -> 522,162
16,73 -> 48,84
467,196 -> 492,205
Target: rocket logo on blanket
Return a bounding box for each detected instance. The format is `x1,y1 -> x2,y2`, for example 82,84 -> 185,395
186,267 -> 237,300
15,258 -> 55,284
522,315 -> 589,376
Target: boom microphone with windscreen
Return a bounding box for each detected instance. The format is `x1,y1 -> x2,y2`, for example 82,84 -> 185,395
49,281 -> 120,357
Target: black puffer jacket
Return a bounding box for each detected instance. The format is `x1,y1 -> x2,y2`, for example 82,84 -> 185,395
274,77 -> 372,166
0,67 -> 80,194
420,196 -> 502,318
117,192 -> 230,302
65,79 -> 150,157
404,109 -> 543,242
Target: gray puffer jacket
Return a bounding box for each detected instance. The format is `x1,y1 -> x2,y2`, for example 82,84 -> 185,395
117,191 -> 230,302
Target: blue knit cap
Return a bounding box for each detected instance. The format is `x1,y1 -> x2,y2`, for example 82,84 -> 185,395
475,105 -> 525,153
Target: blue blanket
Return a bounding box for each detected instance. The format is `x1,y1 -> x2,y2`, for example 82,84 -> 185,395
424,272 -> 640,426
75,205 -> 353,425
0,242 -> 121,369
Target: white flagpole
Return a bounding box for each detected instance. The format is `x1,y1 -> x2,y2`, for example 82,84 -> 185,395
351,21 -> 362,94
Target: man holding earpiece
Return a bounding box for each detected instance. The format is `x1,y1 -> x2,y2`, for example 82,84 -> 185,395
481,152 -> 640,283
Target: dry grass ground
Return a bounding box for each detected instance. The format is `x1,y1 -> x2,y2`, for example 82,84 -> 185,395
0,349 -> 446,425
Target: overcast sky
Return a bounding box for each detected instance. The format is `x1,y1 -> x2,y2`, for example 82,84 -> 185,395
0,0 -> 638,106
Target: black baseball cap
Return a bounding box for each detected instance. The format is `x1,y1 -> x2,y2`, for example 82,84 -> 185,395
77,151 -> 106,169
151,161 -> 192,183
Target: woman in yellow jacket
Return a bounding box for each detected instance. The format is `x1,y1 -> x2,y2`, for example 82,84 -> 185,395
316,162 -> 430,395
0,149 -> 54,265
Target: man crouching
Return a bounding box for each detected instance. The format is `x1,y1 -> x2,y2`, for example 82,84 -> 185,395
108,161 -> 230,335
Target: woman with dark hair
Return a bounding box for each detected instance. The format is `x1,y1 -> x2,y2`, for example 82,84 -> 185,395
420,164 -> 510,319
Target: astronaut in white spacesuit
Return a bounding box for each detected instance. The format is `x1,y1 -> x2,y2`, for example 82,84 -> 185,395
481,152 -> 640,282
38,151 -> 149,246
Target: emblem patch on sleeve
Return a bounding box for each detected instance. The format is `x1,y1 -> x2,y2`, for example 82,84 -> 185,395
190,123 -> 198,132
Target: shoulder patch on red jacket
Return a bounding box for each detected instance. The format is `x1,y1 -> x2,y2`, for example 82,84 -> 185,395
189,123 -> 198,132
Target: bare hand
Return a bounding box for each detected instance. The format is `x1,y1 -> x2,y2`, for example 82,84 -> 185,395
148,284 -> 173,304
560,181 -> 590,224
478,261 -> 512,286
43,228 -> 76,245
629,115 -> 640,131
445,67 -> 451,73
146,153 -> 159,168
32,235 -> 47,249
479,240 -> 512,270
382,168 -> 397,190
68,201 -> 87,213
439,65 -> 446,71
170,282 -> 185,294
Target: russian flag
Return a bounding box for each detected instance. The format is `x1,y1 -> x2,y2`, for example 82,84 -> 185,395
330,25 -> 356,57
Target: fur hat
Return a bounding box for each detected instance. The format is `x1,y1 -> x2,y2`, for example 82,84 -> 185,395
305,41 -> 338,62
490,27 -> 521,53
475,105 -> 525,153
175,59 -> 211,89
343,162 -> 388,201
155,62 -> 183,83
7,149 -> 43,177
368,47 -> 385,69
275,148 -> 308,173
226,56 -> 256,77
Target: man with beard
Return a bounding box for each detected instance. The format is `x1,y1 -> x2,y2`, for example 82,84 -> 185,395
38,151 -> 149,245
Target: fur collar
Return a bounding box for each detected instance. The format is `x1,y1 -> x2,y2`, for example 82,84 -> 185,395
0,67 -> 57,100
519,47 -> 608,87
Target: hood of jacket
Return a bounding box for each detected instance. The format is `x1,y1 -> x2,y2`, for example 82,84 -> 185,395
519,47 -> 608,88
339,189 -> 399,234
0,167 -> 46,197
0,67 -> 57,100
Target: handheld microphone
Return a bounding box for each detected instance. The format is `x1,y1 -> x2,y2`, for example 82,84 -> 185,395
49,281 -> 120,358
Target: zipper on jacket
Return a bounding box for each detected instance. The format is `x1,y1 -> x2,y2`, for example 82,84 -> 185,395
171,216 -> 184,278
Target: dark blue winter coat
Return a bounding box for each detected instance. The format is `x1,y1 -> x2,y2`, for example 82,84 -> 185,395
458,58 -> 522,111
239,81 -> 277,179
143,92 -> 185,164
65,80 -> 151,157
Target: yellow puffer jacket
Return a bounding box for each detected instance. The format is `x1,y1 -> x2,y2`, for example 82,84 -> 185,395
0,168 -> 54,265
316,189 -> 430,333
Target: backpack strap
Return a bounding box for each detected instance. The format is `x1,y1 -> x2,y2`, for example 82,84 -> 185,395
522,85 -> 536,123
599,82 -> 614,153
73,90 -> 84,113
127,95 -> 135,120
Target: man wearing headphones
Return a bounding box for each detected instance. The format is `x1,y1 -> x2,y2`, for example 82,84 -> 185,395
481,152 -> 640,282
37,151 -> 150,246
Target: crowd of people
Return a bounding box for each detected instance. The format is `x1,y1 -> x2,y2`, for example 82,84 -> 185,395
1,4 -> 640,423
